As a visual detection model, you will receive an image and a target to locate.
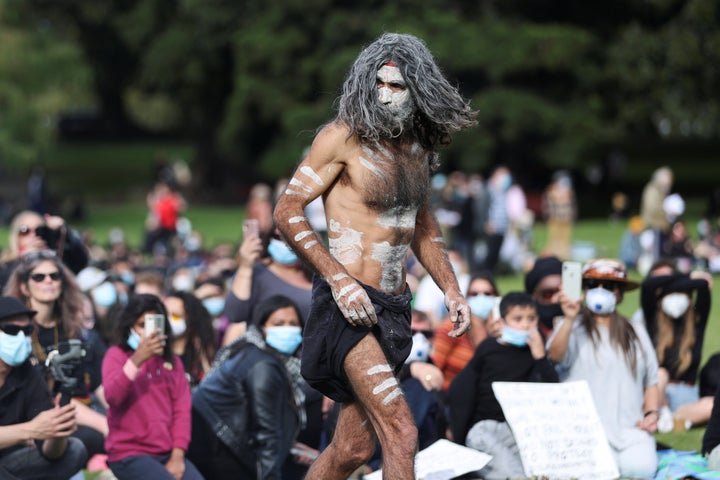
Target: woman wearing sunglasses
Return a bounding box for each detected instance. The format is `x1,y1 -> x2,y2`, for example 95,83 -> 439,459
548,258 -> 659,479
0,210 -> 88,292
2,250 -> 109,466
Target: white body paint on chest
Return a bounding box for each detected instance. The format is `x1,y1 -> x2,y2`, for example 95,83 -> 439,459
371,241 -> 410,292
377,207 -> 417,230
359,156 -> 385,178
328,219 -> 364,265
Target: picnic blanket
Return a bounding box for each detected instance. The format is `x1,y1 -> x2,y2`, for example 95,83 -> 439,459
654,450 -> 720,480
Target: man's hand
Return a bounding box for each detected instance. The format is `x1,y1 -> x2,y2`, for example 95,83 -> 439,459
636,412 -> 658,433
29,395 -> 77,440
130,330 -> 166,367
330,276 -> 378,327
165,448 -> 186,480
445,291 -> 471,337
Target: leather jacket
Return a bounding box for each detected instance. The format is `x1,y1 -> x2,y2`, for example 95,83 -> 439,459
192,342 -> 299,480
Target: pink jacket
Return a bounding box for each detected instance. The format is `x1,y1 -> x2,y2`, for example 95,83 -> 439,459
102,346 -> 191,462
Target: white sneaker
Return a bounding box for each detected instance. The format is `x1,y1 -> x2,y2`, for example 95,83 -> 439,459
657,406 -> 673,433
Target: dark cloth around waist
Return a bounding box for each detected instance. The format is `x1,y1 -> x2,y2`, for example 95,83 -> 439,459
301,275 -> 413,403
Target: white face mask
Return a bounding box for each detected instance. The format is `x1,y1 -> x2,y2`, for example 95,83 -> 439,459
169,316 -> 187,337
585,287 -> 617,315
405,332 -> 431,364
661,293 -> 690,319
377,64 -> 413,122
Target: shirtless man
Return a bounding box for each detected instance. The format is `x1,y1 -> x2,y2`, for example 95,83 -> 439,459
274,33 -> 477,479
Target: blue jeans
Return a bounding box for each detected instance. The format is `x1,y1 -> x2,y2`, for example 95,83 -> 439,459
109,453 -> 204,480
0,437 -> 87,480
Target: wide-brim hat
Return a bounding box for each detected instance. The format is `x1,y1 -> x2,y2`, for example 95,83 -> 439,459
582,258 -> 640,291
0,296 -> 36,322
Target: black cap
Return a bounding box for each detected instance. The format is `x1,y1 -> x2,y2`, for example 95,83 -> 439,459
525,256 -> 563,294
0,297 -> 36,322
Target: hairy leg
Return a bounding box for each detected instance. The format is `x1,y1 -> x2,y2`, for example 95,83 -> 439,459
344,334 -> 418,479
304,402 -> 375,480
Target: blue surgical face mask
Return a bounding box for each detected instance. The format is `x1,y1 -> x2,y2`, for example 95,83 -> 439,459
120,271 -> 135,287
127,329 -> 141,350
0,331 -> 32,366
265,325 -> 302,355
467,294 -> 497,320
92,282 -> 117,308
500,326 -> 529,347
202,297 -> 226,317
267,238 -> 299,266
585,287 -> 617,315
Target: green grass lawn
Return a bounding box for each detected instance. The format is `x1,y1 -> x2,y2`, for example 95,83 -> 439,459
1,204 -> 717,458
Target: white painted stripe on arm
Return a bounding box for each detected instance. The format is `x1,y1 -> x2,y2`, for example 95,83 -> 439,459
372,378 -> 398,395
382,388 -> 404,405
367,364 -> 393,375
300,166 -> 324,186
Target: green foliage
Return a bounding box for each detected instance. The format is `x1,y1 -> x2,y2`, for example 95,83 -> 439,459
0,1 -> 92,168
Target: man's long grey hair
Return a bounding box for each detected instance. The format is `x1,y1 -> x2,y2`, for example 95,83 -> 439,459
337,33 -> 477,150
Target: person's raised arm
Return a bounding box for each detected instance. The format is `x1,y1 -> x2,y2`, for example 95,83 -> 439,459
411,205 -> 469,337
274,123 -> 378,327
547,292 -> 581,363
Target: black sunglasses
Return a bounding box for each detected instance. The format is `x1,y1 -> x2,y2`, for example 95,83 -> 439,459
18,225 -> 41,237
584,279 -> 623,291
0,324 -> 34,336
29,272 -> 62,283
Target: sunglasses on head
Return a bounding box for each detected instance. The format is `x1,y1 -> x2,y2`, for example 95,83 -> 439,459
0,324 -> 34,336
584,279 -> 623,291
21,249 -> 57,264
29,272 -> 61,283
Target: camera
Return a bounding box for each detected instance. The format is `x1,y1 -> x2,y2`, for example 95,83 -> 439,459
45,339 -> 88,406
35,225 -> 62,250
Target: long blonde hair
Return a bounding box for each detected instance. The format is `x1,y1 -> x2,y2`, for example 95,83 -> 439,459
655,297 -> 696,376
1,211 -> 44,262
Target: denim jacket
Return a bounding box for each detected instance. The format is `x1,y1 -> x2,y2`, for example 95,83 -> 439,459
192,342 -> 299,480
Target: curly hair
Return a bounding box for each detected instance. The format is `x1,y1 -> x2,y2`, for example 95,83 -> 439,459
336,33 -> 477,152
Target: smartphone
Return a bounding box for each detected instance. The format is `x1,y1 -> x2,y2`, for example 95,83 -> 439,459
243,219 -> 259,239
562,261 -> 583,302
144,313 -> 165,337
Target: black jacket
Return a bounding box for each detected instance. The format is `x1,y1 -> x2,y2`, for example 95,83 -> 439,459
192,342 -> 299,480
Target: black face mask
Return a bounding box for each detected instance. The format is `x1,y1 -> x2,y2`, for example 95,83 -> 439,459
536,303 -> 563,330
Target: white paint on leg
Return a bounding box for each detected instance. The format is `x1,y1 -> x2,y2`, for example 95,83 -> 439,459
367,364 -> 393,375
382,388 -> 404,405
372,377 -> 398,395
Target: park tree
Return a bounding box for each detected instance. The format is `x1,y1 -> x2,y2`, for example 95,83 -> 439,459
6,0 -> 720,195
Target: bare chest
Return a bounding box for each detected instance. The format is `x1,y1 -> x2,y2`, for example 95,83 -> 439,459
344,142 -> 431,212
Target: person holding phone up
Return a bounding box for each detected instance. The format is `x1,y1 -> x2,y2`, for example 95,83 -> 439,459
102,294 -> 203,480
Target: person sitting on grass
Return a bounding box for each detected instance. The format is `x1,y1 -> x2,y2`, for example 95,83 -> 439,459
447,292 -> 558,480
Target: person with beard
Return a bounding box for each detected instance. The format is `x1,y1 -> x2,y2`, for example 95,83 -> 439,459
524,255 -> 563,338
274,33 -> 477,480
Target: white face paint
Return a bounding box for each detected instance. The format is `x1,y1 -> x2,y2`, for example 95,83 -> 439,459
371,241 -> 409,292
377,207 -> 417,230
328,219 -> 364,265
377,65 -> 413,121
